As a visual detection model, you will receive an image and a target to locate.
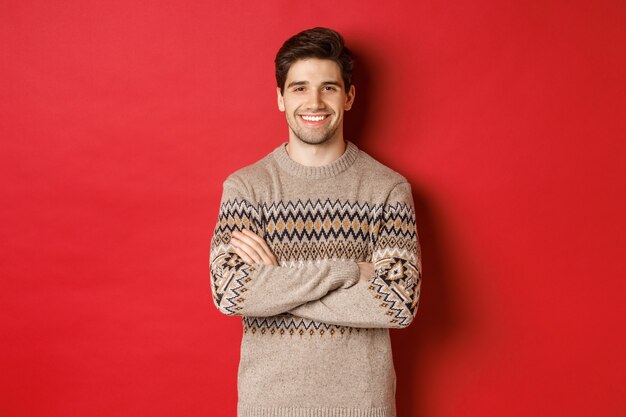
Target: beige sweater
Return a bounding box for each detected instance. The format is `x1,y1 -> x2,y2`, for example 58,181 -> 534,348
209,141 -> 422,417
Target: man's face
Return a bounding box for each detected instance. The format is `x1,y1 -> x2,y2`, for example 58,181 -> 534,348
277,58 -> 355,145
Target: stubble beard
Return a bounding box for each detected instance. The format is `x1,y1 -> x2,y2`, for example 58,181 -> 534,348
287,113 -> 340,146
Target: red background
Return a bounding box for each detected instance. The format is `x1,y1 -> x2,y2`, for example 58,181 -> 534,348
2,1 -> 625,416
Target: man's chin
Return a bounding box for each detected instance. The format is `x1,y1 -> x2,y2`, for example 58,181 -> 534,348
291,130 -> 336,144
295,137 -> 330,146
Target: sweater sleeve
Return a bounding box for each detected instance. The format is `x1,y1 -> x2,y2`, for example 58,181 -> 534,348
209,176 -> 360,317
286,181 -> 422,329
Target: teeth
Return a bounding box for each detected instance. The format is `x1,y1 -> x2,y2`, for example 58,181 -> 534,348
301,115 -> 326,121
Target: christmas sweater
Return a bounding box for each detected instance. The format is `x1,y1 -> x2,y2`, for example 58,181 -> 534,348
209,140 -> 421,417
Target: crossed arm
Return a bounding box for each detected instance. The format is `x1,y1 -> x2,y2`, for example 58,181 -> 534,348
209,177 -> 421,329
230,229 -> 375,283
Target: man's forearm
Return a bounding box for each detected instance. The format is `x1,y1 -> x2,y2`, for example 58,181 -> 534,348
210,249 -> 360,317
287,181 -> 422,329
286,256 -> 420,329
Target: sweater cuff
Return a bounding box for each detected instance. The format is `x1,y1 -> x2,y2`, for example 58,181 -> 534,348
329,260 -> 360,288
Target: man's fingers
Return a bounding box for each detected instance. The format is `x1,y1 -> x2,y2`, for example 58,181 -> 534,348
240,229 -> 276,261
231,230 -> 279,266
357,262 -> 375,283
233,246 -> 255,264
233,229 -> 277,265
231,237 -> 264,264
233,234 -> 270,264
238,231 -> 267,254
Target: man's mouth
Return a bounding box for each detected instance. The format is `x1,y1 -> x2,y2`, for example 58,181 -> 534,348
298,114 -> 330,126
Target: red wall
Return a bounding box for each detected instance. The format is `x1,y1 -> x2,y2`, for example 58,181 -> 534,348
2,1 -> 625,416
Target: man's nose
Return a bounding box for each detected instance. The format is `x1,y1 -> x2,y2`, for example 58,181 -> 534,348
305,90 -> 325,110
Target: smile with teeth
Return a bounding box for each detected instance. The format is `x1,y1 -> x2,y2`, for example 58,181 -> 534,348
300,114 -> 329,122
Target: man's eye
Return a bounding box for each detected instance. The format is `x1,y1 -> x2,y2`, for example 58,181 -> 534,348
323,86 -> 336,92
294,87 -> 305,92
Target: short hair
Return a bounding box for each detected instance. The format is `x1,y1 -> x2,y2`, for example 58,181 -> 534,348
275,27 -> 354,94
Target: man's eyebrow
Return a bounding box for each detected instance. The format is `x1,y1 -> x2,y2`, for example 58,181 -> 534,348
286,80 -> 343,88
286,81 -> 309,88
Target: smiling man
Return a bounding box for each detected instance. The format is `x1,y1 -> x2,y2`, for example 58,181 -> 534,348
279,57 -> 352,146
209,27 -> 422,417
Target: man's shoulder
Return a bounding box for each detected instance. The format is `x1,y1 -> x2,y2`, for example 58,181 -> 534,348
355,148 -> 409,188
221,147 -> 277,192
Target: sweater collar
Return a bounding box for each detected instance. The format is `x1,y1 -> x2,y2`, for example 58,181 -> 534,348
272,140 -> 360,179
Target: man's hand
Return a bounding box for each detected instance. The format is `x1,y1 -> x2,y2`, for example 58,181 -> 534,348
231,229 -> 374,282
357,262 -> 375,283
231,229 -> 279,266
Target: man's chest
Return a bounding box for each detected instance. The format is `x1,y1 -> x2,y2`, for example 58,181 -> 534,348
258,199 -> 382,263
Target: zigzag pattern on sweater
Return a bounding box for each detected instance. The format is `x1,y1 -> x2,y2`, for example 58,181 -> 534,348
370,254 -> 421,327
262,199 -> 381,243
209,252 -> 255,316
210,198 -> 420,326
243,315 -> 373,337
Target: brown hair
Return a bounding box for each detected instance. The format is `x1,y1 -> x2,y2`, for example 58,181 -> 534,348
275,27 -> 354,94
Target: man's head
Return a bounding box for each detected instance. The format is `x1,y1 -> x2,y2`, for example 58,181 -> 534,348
275,27 -> 354,95
275,28 -> 356,146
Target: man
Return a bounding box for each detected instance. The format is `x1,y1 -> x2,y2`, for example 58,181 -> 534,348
209,27 -> 421,417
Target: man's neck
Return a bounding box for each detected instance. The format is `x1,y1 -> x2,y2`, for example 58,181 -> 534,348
285,136 -> 347,167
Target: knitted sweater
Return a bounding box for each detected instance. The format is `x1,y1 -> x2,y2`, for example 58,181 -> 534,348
209,140 -> 421,417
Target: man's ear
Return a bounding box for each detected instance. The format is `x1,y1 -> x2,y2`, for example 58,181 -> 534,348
344,84 -> 356,111
277,87 -> 285,112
